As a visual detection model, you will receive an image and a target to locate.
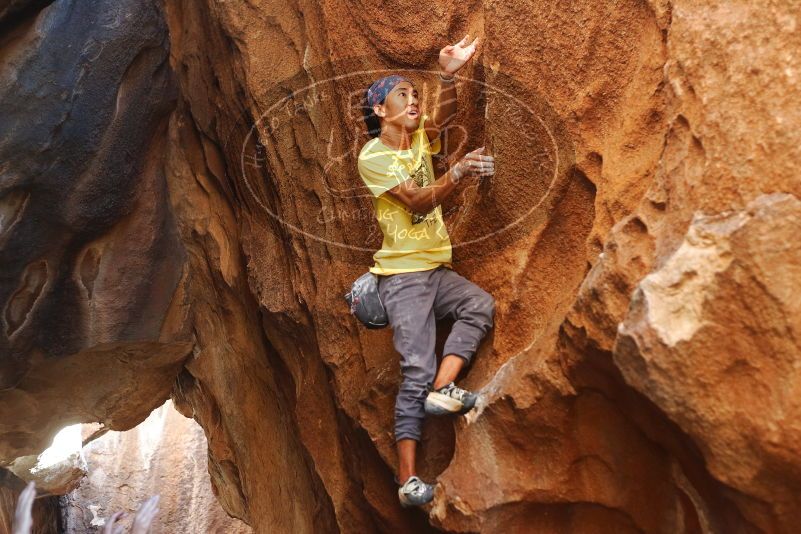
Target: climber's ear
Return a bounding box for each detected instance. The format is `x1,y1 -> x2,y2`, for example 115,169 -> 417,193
373,103 -> 385,118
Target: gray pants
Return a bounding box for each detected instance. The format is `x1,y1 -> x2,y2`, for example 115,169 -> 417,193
377,265 -> 495,442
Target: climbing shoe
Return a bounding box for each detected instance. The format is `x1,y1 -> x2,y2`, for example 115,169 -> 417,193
398,475 -> 435,507
424,381 -> 478,416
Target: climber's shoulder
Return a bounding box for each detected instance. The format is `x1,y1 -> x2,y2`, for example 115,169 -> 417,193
358,137 -> 384,160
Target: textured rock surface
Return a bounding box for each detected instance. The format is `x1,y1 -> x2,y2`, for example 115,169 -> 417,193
1,0 -> 800,533
7,425 -> 86,495
61,401 -> 251,533
0,0 -> 189,462
616,194 -> 801,531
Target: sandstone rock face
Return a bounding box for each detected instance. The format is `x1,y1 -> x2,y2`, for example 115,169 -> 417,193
0,0 -> 190,463
7,425 -> 87,495
1,0 -> 800,533
616,194 -> 801,531
61,401 -> 251,534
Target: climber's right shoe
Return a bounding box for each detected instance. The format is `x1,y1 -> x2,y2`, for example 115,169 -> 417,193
424,381 -> 478,416
398,475 -> 435,508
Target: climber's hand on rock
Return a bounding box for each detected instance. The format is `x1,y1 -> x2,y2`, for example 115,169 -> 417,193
12,481 -> 35,534
439,34 -> 479,75
452,147 -> 495,183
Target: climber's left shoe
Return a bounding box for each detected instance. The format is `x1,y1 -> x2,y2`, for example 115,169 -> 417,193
397,475 -> 435,508
424,382 -> 478,416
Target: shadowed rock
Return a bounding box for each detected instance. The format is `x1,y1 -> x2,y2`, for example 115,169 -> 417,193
0,0 -> 187,462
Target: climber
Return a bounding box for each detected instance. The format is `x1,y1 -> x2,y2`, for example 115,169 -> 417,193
357,34 -> 496,508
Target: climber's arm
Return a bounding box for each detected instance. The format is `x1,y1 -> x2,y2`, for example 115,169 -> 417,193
386,168 -> 461,214
426,34 -> 479,143
386,147 -> 493,214
424,72 -> 457,144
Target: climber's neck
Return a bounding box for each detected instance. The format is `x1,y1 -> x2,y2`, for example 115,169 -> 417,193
379,125 -> 413,151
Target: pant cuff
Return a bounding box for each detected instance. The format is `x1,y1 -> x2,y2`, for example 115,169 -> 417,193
442,350 -> 472,365
395,432 -> 421,443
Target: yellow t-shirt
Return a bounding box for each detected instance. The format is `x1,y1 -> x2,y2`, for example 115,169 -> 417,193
358,113 -> 453,275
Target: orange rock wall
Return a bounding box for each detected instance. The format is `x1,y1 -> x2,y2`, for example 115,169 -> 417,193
1,0 -> 799,533
162,0 -> 801,532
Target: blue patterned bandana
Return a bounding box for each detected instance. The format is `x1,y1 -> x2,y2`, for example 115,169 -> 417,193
367,75 -> 412,108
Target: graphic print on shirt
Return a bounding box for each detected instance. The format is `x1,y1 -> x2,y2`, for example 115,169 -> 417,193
410,156 -> 436,225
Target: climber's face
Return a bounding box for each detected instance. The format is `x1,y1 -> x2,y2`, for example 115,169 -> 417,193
373,81 -> 419,132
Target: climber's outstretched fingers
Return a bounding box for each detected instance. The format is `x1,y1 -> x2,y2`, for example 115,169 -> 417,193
453,147 -> 495,180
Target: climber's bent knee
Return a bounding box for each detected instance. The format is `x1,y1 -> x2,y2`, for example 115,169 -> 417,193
472,290 -> 495,324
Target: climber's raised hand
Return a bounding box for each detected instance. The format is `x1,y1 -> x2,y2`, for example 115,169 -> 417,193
12,481 -> 35,534
439,34 -> 480,76
451,147 -> 495,182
